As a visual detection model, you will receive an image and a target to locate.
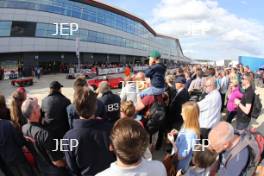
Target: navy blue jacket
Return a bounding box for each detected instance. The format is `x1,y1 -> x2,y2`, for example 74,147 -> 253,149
66,100 -> 106,129
99,91 -> 121,123
0,119 -> 26,164
63,119 -> 115,176
145,63 -> 166,88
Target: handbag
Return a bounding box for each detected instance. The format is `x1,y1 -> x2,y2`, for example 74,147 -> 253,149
162,153 -> 178,176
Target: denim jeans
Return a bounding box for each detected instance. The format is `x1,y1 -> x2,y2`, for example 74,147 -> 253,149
236,121 -> 250,130
226,111 -> 237,123
139,86 -> 165,98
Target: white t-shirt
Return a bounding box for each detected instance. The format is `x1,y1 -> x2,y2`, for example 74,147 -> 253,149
96,159 -> 167,176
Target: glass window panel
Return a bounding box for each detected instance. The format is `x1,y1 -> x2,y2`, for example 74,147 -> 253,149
1,0 -> 162,37
121,38 -> 126,47
0,29 -> 10,36
88,30 -> 97,42
0,21 -> 12,30
11,21 -> 36,37
96,32 -> 104,43
79,29 -> 88,41
72,10 -> 81,18
35,29 -> 46,37
38,4 -> 50,12
81,12 -> 89,21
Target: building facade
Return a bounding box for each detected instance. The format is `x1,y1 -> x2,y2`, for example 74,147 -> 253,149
0,0 -> 187,75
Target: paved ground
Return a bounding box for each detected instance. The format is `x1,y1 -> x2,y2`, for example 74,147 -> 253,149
0,73 -> 263,160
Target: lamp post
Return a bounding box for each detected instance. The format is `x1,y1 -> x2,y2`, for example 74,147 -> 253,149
76,37 -> 80,72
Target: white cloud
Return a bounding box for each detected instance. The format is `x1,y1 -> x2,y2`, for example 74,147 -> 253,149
240,1 -> 247,5
150,0 -> 264,60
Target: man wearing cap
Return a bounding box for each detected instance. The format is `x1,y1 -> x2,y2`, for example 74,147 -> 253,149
139,50 -> 166,98
168,76 -> 190,130
97,81 -> 121,123
41,81 -> 71,140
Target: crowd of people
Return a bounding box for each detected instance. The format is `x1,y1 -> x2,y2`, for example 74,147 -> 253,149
0,50 -> 263,176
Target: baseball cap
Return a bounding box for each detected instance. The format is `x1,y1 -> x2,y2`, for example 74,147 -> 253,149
49,81 -> 63,89
149,50 -> 161,59
175,76 -> 186,84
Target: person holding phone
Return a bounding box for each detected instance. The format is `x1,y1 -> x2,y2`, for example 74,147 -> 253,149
167,101 -> 200,172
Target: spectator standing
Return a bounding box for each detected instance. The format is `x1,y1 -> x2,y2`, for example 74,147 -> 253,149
63,86 -> 115,175
167,101 -> 200,172
10,88 -> 27,129
41,81 -> 71,139
0,94 -> 11,120
0,66 -> 4,80
22,97 -> 69,175
168,76 -> 190,130
229,67 -> 238,83
197,77 -> 221,140
120,101 -> 153,160
184,71 -> 192,90
66,77 -> 106,129
120,76 -> 137,105
226,79 -> 243,123
208,122 -> 249,176
120,100 -> 136,119
155,74 -> 176,150
134,71 -> 147,92
97,81 -> 121,123
177,145 -> 217,176
96,118 -> 166,176
219,70 -> 229,111
234,73 -> 254,130
164,74 -> 176,102
188,68 -> 204,93
136,87 -> 166,148
0,119 -> 35,176
124,65 -> 131,78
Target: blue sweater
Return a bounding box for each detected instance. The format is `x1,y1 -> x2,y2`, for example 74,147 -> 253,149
145,63 -> 166,88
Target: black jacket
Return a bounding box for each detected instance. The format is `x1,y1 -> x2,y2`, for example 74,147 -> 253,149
0,119 -> 26,164
145,63 -> 166,88
63,119 -> 115,176
168,88 -> 190,128
0,107 -> 11,120
41,92 -> 71,139
99,91 -> 121,123
22,122 -> 64,163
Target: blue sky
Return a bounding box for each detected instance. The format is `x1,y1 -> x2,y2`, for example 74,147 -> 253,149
103,0 -> 264,60
218,0 -> 264,24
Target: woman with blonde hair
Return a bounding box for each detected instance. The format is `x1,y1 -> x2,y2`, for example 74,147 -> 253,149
10,89 -> 27,129
226,79 -> 243,123
120,100 -> 136,119
167,101 -> 200,173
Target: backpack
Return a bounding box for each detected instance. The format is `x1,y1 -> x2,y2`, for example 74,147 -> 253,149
222,129 -> 264,176
145,95 -> 166,135
251,93 -> 262,119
